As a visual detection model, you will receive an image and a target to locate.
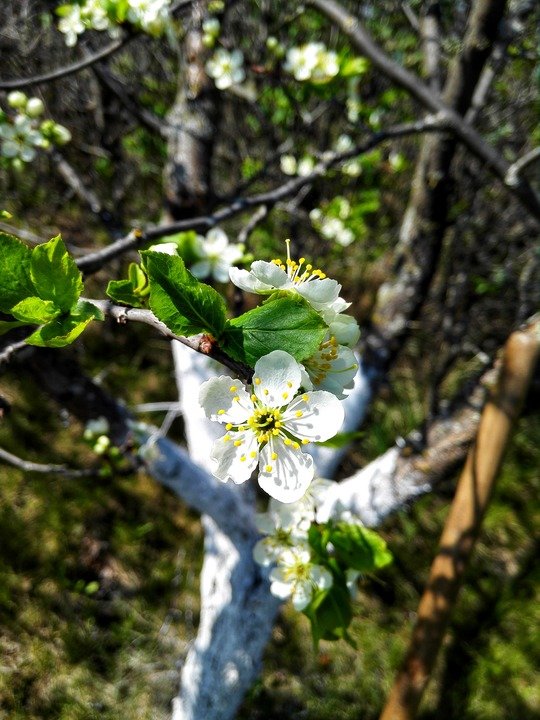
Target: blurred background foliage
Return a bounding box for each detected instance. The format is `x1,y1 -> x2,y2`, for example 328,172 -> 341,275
0,0 -> 538,717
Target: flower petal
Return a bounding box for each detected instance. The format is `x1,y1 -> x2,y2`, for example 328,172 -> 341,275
250,260 -> 291,289
258,437 -> 314,503
210,431 -> 258,484
297,277 -> 341,308
292,580 -> 313,610
310,564 -> 333,591
229,266 -> 275,293
199,375 -> 253,424
252,350 -> 301,406
282,391 -> 344,441
190,259 -> 211,278
205,227 -> 228,252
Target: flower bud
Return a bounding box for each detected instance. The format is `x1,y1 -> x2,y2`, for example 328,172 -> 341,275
7,91 -> 27,109
25,98 -> 45,117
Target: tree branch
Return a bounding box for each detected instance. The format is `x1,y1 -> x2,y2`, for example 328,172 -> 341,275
0,446 -> 97,478
76,118 -> 448,274
306,0 -> 540,221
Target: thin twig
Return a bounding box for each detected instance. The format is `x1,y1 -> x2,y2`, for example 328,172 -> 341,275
0,446 -> 97,478
0,37 -> 132,90
506,146 -> 540,186
77,118 -> 448,273
305,0 -> 540,222
86,299 -> 253,381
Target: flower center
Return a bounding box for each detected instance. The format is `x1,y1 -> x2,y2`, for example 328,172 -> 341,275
304,336 -> 339,383
247,407 -> 282,440
271,238 -> 327,284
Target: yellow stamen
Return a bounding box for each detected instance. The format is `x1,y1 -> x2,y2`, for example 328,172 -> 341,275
217,409 -> 225,415
271,452 -> 278,460
254,377 -> 261,385
229,385 -> 237,392
295,410 -> 303,418
265,465 -> 272,473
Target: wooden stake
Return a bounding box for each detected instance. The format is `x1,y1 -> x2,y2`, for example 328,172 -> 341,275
379,322 -> 540,720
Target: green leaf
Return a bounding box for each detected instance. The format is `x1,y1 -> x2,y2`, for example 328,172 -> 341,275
25,300 -> 103,348
143,251 -> 228,337
221,295 -> 327,366
10,296 -> 61,324
303,579 -> 354,648
0,320 -> 31,336
317,430 -> 365,449
0,232 -> 34,312
328,523 -> 393,573
340,56 -> 369,77
106,263 -> 149,307
30,235 -> 83,312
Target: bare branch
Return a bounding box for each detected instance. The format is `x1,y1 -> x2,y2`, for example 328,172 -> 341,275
506,146 -> 540,187
421,2 -> 442,91
0,446 -> 97,478
0,37 -> 132,90
305,0 -> 540,221
77,118 -> 448,274
86,299 -> 253,381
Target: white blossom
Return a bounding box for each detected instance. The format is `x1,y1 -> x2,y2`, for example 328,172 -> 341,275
253,501 -> 310,567
280,154 -> 297,176
229,240 -> 341,312
284,42 -> 339,84
190,227 -> 243,282
206,48 -> 245,90
269,547 -> 333,609
320,298 -> 360,347
58,5 -> 86,46
0,115 -> 46,162
199,350 -> 344,503
302,336 -> 358,399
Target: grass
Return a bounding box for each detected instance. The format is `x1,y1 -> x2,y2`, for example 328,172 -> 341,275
0,359 -> 538,718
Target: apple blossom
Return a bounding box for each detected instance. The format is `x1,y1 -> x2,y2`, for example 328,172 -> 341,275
199,350 -> 344,503
190,227 -> 243,282
269,547 -> 333,610
206,48 -> 245,90
229,240 -> 341,312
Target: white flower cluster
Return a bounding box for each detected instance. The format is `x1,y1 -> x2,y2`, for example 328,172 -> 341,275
310,196 -> 355,248
202,17 -> 220,47
284,42 -> 339,84
200,241 -> 360,502
0,92 -> 71,167
83,416 -> 111,454
253,481 -> 360,608
57,0 -> 171,47
149,227 -> 244,283
230,241 -> 360,396
279,154 -> 315,177
206,48 -> 245,90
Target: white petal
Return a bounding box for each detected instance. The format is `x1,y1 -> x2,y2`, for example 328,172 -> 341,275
292,580 -> 313,610
310,564 -> 333,591
228,266 -> 275,294
269,575 -> 293,600
205,227 -> 229,252
258,437 -> 314,503
210,431 -> 258,484
329,314 -> 360,347
199,375 -> 253,423
252,350 -> 301,406
297,277 -> 341,308
254,512 -> 276,535
253,538 -> 280,566
212,260 -> 234,283
282,391 -> 344,441
190,259 -> 211,278
250,260 -> 291,289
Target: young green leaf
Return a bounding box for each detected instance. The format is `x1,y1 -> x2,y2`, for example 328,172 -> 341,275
143,250 -> 228,337
328,522 -> 393,573
30,235 -> 83,312
0,232 -> 34,312
25,300 -> 103,348
221,295 -> 327,366
303,580 -> 354,648
10,296 -> 61,324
